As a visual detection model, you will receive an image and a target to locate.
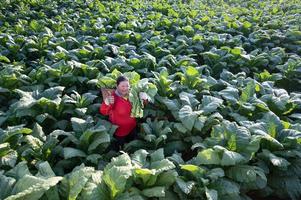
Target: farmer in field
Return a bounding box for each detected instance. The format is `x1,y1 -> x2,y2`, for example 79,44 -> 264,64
100,75 -> 148,151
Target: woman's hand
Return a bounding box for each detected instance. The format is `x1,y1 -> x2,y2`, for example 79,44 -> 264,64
139,92 -> 148,100
104,95 -> 114,105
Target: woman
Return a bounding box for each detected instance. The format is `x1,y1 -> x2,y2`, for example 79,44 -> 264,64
99,75 -> 147,150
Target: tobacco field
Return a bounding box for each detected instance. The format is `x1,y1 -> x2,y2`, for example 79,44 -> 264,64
0,0 -> 301,199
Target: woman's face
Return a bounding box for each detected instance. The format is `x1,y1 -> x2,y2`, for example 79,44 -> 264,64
117,80 -> 130,97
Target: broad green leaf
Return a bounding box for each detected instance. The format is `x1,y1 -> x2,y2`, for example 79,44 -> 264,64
63,147 -> 86,159
179,92 -> 199,107
50,130 -> 79,145
116,193 -> 144,200
88,133 -> 110,152
95,120 -> 117,136
226,165 -> 266,186
194,115 -> 207,132
205,188 -> 218,200
36,161 -> 56,178
185,66 -> 198,77
210,178 -> 240,196
201,96 -> 223,114
1,150 -> 17,168
158,97 -> 180,112
45,187 -> 60,200
5,161 -> 31,179
221,150 -> 245,166
168,152 -> 185,165
180,164 -> 200,172
29,20 -> 40,31
60,166 -> 94,200
150,159 -> 175,173
261,149 -> 290,168
86,154 -> 102,165
71,117 -> 91,133
175,177 -> 195,194
131,149 -> 149,167
262,112 -> 283,138
150,148 -> 164,163
124,71 -> 140,86
0,55 -> 10,63
40,86 -> 65,100
269,175 -> 301,200
103,154 -> 133,198
240,81 -> 256,102
8,175 -> 62,200
219,87 -> 239,104
0,142 -> 11,157
142,186 -> 165,197
79,180 -> 109,200
231,47 -> 242,55
1,125 -> 32,144
210,121 -> 251,153
243,21 -> 252,28
0,173 -> 15,199
197,148 -> 221,165
178,105 -> 198,131
142,123 -> 152,135
244,135 -> 261,156
134,168 -> 155,185
207,168 -> 225,181
79,130 -> 95,148
173,123 -> 188,134
24,135 -> 43,151
156,170 -> 177,187
32,123 -> 46,142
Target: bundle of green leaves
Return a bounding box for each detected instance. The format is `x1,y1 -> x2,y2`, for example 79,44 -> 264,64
129,79 -> 158,118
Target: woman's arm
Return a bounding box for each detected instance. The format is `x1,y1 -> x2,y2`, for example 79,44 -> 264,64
99,95 -> 115,115
99,102 -> 112,115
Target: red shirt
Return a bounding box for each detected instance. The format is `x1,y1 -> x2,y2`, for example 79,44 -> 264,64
99,91 -> 136,137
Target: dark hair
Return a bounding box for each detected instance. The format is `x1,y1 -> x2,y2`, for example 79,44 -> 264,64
116,75 -> 129,86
